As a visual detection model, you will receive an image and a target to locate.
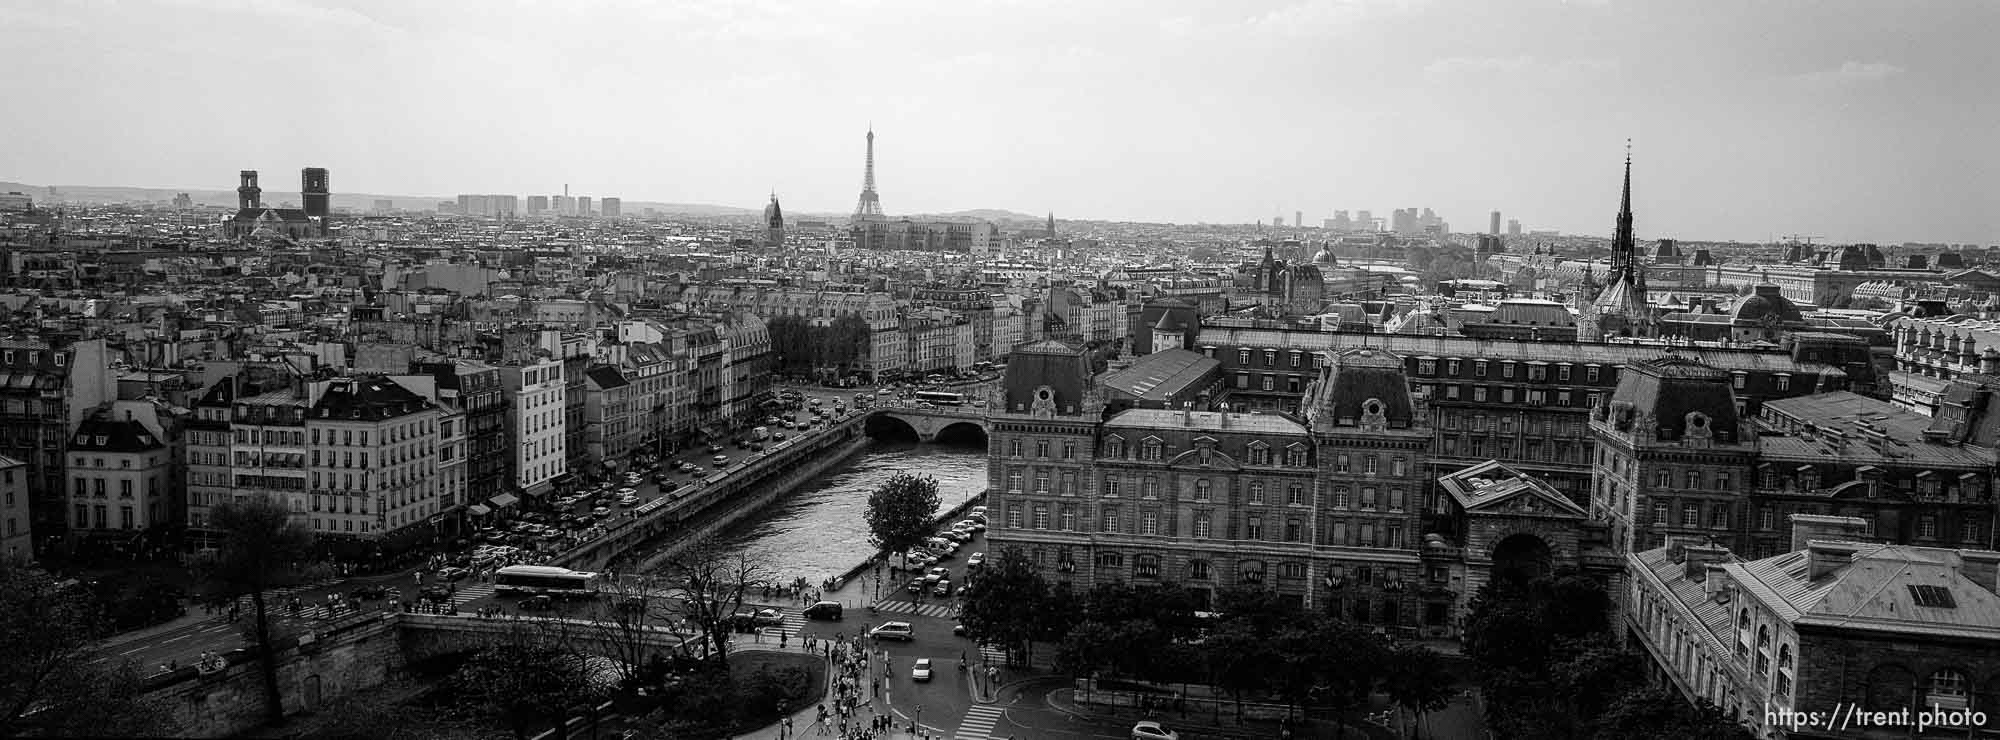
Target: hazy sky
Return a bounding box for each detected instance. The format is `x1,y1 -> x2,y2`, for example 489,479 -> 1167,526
3,0 -> 1994,243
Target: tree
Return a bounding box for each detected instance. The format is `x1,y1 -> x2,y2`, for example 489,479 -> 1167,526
1382,644 -> 1455,740
1593,687 -> 1754,740
190,494 -> 317,726
451,633 -> 608,740
655,533 -> 776,665
864,473 -> 941,570
0,560 -> 164,738
957,546 -> 1054,666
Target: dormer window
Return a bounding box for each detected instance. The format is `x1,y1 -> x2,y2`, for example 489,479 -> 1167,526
1104,436 -> 1125,459
1247,441 -> 1271,465
1284,444 -> 1308,467
1141,438 -> 1163,461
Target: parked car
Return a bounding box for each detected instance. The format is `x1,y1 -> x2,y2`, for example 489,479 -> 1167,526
803,601 -> 843,621
911,658 -> 933,682
707,444 -> 724,453
925,567 -> 949,585
1130,721 -> 1180,740
869,622 -> 915,641
933,581 -> 952,597
591,506 -> 611,517
712,455 -> 730,466
967,552 -> 985,569
751,608 -> 785,626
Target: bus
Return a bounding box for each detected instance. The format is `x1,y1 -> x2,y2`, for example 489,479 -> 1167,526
913,391 -> 964,406
494,565 -> 602,598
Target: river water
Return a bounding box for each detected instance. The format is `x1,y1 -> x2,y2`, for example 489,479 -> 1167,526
700,439 -> 988,585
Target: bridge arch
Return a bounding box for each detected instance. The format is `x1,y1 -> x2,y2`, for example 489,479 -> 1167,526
863,413 -> 921,442
932,421 -> 988,447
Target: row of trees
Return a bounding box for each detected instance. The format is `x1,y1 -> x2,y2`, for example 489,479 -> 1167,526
767,314 -> 874,376
958,547 -> 1455,735
1463,569 -> 1752,740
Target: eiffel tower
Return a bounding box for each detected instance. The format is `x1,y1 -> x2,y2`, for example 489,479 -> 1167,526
852,126 -> 885,222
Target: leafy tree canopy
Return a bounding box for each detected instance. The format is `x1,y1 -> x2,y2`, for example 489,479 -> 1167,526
864,473 -> 941,560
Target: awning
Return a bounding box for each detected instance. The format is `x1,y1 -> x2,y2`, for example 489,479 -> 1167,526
489,493 -> 520,509
467,504 -> 492,516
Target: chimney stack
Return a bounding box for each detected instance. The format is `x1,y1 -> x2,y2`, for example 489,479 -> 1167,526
1958,549 -> 2000,595
1807,540 -> 1863,580
1791,513 -> 1871,552
1683,543 -> 1732,581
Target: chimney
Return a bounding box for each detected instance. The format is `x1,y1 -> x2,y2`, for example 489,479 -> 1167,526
1182,401 -> 1193,425
1683,543 -> 1732,582
1790,513 -> 1871,552
1807,540 -> 1863,581
1219,410 -> 1229,429
1958,549 -> 2000,595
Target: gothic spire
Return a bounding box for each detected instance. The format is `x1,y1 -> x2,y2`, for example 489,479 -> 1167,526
1613,140 -> 1635,277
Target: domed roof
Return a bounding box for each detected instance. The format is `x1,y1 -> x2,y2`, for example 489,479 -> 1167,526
1312,247 -> 1338,267
1731,284 -> 1805,325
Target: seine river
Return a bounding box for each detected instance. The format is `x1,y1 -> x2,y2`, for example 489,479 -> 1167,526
703,439 -> 988,585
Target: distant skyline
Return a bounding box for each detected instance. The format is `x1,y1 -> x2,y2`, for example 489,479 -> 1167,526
2,0 -> 1994,244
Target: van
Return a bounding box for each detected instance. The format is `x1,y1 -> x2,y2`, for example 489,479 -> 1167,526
803,601 -> 844,621
751,426 -> 770,441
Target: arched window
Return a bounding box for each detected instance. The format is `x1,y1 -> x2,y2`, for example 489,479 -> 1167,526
1240,560 -> 1266,584
1094,551 -> 1124,569
1735,610 -> 1751,660
1755,626 -> 1772,676
1775,645 -> 1794,699
1134,554 -> 1161,578
1188,560 -> 1211,580
1928,670 -> 1970,710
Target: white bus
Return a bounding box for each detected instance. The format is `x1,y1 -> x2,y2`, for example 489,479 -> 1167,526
494,565 -> 602,598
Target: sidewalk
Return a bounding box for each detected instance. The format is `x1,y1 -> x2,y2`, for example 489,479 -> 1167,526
730,643 -> 944,740
1042,682 -> 1394,740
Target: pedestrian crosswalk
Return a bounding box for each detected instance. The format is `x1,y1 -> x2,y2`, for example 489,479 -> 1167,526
872,600 -> 959,619
450,583 -> 495,608
954,705 -> 1004,740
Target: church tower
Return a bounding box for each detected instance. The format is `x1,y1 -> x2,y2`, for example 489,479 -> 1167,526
237,170 -> 262,210
763,193 -> 785,250
1579,144 -> 1654,341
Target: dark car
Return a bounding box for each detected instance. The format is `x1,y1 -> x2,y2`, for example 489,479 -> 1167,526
518,595 -> 555,611
421,585 -> 451,603
803,601 -> 843,621
351,584 -> 388,600
660,480 -> 680,493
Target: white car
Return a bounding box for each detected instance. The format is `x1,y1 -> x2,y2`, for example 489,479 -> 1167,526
911,658 -> 933,682
617,487 -> 637,497
1131,721 -> 1180,740
869,622 -> 915,641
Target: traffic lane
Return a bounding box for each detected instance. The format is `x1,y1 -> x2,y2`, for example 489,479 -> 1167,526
93,564 -> 429,669
866,614 -> 980,735
989,684 -> 1144,740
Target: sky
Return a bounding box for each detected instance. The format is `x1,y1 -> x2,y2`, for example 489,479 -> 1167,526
2,0 -> 1995,244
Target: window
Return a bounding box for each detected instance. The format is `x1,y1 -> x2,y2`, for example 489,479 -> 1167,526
1418,360 -> 1435,375
1059,505 -> 1076,531
1033,471 -> 1049,492
1686,471 -> 1702,490
1654,502 -> 1669,525
1447,360 -> 1461,375
1332,486 -> 1350,508
1189,560 -> 1210,580
1007,468 -> 1023,491
1776,375 -> 1791,392
1927,670 -> 1970,710
1246,517 -> 1264,540
1249,482 -> 1265,505
1248,444 -> 1272,465
1682,504 -> 1700,527
1775,645 -> 1794,698
1140,510 -> 1160,535
1141,477 -> 1159,499
1286,484 -> 1304,506
1096,551 -> 1125,569
1193,515 -> 1211,539
1335,454 -> 1350,473
1104,438 -> 1124,458
1284,519 -> 1303,542
1100,505 -> 1120,532
1474,361 -> 1488,377
1036,440 -> 1049,458
1364,455 -> 1379,474
1710,505 -> 1728,529
1279,562 -> 1306,579
1754,626 -> 1771,676
1237,350 -> 1250,365
1142,440 -> 1162,461
1473,387 -> 1488,402
1284,446 -> 1306,467
1559,365 -> 1572,381
1135,555 -> 1161,578
1032,505 -> 1049,530
1009,439 -> 1022,457
1503,362 -> 1516,379
1062,441 -> 1075,459
1103,476 -> 1121,497
1360,487 -> 1378,510
1194,479 -> 1212,502
1007,505 -> 1023,529
1760,507 -> 1775,531
1240,561 -> 1265,584
1261,376 -> 1274,391
1965,520 -> 1981,543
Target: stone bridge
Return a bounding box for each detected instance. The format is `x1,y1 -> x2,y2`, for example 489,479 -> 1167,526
397,612 -> 691,663
861,404 -> 990,444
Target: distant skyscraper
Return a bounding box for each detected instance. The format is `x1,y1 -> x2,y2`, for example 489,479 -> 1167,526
763,194 -> 785,249
1490,211 -> 1501,235
1295,210 -> 1304,229
1356,210 -> 1373,232
578,196 -> 593,217
853,127 -> 885,222
237,170 -> 261,210
528,196 -> 548,215
301,168 -> 329,223
600,197 -> 621,219
553,195 -> 575,216
1507,219 -> 1522,236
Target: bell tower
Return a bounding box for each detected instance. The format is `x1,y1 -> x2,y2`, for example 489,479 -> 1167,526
237,170 -> 262,210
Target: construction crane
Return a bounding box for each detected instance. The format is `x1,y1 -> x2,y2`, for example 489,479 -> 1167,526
1781,234 -> 1822,245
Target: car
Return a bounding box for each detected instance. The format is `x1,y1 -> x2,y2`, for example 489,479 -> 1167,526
660,480 -> 680,493
869,622 -> 915,641
707,444 -> 724,453
809,398 -> 822,407
926,567 -> 949,582
748,442 -> 764,452
591,506 -> 610,517
712,455 -> 730,466
678,462 -> 697,473
945,530 -> 972,543
438,566 -> 470,581
518,595 -> 555,611
751,608 -> 785,626
906,579 -> 926,594
351,584 -> 388,600
933,581 -> 952,597
1131,721 -> 1180,740
618,497 -> 640,507
911,658 -> 933,682
421,584 -> 451,602
967,552 -> 985,568
803,601 -> 843,621
952,624 -> 970,637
